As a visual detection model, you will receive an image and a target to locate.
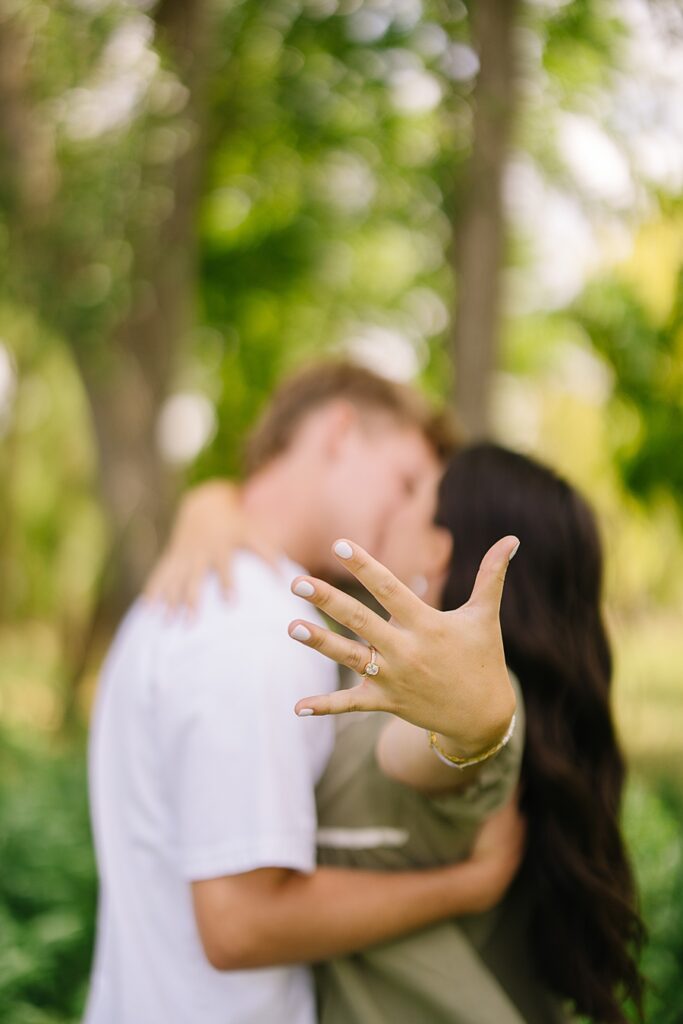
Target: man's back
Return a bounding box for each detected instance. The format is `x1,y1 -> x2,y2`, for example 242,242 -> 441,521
85,552 -> 336,1024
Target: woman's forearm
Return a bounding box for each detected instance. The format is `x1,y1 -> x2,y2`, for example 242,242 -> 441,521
377,688 -> 516,795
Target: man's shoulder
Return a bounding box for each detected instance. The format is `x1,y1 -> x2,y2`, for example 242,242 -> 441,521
99,555 -> 336,749
192,551 -> 308,626
227,550 -> 305,606
151,551 -> 327,676
108,552 -> 307,659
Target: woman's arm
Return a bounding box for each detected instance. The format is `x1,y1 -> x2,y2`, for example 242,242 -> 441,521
144,479 -> 277,611
287,537 -> 519,780
377,672 -> 522,795
377,716 -> 483,794
193,797 -> 524,969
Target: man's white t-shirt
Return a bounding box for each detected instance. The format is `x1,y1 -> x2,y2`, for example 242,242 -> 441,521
84,553 -> 336,1024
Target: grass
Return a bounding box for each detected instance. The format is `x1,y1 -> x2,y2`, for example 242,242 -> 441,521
624,777 -> 683,1023
0,734 -> 96,1024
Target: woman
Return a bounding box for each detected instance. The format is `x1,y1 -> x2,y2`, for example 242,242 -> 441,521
147,443 -> 644,1024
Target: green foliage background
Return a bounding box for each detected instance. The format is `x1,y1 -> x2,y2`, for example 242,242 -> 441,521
1,0 -> 682,1020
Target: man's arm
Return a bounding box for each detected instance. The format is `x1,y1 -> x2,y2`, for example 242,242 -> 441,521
192,798 -> 524,970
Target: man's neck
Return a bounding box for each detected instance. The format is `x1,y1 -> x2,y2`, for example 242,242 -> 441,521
241,456 -> 326,573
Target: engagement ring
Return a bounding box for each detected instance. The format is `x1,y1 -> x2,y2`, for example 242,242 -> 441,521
362,646 -> 380,677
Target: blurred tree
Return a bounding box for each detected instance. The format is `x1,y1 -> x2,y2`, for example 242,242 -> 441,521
0,0 -> 218,724
448,0 -> 626,438
452,0 -> 520,439
76,0 -> 213,604
0,0 -> 214,608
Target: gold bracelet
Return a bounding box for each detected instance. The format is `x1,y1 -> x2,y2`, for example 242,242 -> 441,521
427,713 -> 516,770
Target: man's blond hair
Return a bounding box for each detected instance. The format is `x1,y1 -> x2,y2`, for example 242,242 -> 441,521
244,360 -> 460,475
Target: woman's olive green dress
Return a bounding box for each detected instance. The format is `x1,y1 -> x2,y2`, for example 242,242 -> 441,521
313,680 -> 571,1024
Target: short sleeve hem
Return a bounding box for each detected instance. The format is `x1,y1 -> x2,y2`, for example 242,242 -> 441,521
179,832 -> 316,881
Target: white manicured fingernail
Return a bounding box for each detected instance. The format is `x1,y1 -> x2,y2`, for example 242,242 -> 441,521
334,540 -> 353,559
508,541 -> 520,562
297,707 -> 315,717
293,580 -> 315,597
291,624 -> 312,641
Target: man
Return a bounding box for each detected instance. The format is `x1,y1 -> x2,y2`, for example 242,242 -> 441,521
85,362 -> 514,1024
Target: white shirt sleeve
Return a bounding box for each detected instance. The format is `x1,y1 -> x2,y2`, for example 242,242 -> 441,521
155,588 -> 336,882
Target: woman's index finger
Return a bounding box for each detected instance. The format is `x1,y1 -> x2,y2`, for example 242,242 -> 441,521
331,539 -> 426,624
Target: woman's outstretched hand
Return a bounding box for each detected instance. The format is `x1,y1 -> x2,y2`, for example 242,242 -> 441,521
289,536 -> 519,757
144,480 -> 278,613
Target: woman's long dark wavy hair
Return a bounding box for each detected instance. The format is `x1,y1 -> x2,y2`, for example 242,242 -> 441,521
436,443 -> 645,1024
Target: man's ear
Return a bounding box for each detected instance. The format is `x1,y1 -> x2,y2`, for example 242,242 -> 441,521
320,400 -> 359,459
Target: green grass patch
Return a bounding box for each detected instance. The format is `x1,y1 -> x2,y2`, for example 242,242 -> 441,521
0,735 -> 96,1024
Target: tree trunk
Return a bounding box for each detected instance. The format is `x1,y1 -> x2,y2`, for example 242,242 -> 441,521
1,0 -> 213,608
77,354 -> 174,607
55,0 -> 216,728
75,0 -> 214,607
0,6 -> 56,220
0,0 -> 216,724
451,0 -> 520,439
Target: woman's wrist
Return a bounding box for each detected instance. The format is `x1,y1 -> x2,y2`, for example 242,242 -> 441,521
430,689 -> 517,764
428,714 -> 516,771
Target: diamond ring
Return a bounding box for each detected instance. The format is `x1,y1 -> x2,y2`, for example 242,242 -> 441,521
362,646 -> 380,677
